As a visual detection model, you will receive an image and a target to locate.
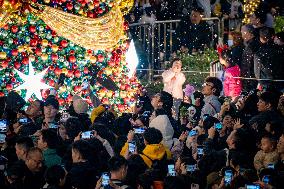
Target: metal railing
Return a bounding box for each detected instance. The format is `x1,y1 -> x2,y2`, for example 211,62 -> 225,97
129,17 -> 224,81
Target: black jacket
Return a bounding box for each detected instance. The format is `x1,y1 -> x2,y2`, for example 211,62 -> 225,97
65,161 -> 98,189
23,164 -> 46,189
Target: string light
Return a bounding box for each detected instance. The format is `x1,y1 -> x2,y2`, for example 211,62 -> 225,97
243,0 -> 261,24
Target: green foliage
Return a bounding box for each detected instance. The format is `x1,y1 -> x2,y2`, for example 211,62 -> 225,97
274,16 -> 284,33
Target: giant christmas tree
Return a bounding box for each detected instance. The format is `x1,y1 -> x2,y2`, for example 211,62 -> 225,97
0,0 -> 139,112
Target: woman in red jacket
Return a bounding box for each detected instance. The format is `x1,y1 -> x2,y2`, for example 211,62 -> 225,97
219,49 -> 242,99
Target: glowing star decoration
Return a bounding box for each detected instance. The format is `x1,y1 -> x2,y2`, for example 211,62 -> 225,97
14,60 -> 52,100
126,40 -> 139,77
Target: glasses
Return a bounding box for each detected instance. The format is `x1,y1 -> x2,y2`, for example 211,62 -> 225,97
202,83 -> 214,88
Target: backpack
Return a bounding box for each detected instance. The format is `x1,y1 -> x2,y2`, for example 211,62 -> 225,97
142,152 -> 168,174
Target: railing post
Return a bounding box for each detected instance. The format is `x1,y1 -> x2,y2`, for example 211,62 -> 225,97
149,23 -> 155,82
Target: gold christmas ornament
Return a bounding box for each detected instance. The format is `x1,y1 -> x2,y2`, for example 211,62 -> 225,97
117,0 -> 134,15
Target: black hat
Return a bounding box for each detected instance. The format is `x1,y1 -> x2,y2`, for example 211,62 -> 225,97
44,95 -> 59,110
6,91 -> 26,111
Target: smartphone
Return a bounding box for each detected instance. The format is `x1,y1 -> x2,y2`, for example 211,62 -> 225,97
197,146 -> 204,159
262,175 -> 270,184
48,123 -> 59,129
102,172 -> 110,186
224,170 -> 233,185
128,141 -> 136,153
134,128 -> 145,134
0,134 -> 6,143
186,164 -> 197,172
189,130 -> 197,136
168,164 -> 176,176
214,123 -> 223,130
58,73 -> 66,86
81,131 -> 93,139
0,119 -> 7,132
267,163 -> 274,169
19,118 -> 30,124
246,185 -> 260,189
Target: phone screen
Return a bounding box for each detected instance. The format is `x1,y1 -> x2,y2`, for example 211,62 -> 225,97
0,119 -> 7,132
187,164 -> 196,172
246,185 -> 260,189
262,175 -> 270,184
267,163 -> 274,169
49,123 -> 59,129
215,123 -> 223,130
0,134 -> 6,143
81,131 -> 93,139
102,172 -> 110,186
128,142 -> 136,153
134,128 -> 145,134
189,130 -> 197,136
224,170 -> 233,185
197,147 -> 204,155
19,118 -> 29,124
168,164 -> 176,176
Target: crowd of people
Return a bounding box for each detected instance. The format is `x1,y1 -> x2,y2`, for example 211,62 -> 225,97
0,65 -> 284,189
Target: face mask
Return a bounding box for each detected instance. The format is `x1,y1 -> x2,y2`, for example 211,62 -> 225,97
228,39 -> 234,47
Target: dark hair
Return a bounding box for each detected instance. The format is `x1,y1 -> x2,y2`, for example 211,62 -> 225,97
254,10 -> 267,24
108,155 -> 128,172
261,134 -> 277,149
259,27 -> 274,41
44,165 -> 65,186
64,117 -> 85,140
191,7 -> 204,14
220,49 -> 235,67
155,108 -> 167,117
41,129 -> 60,149
231,31 -> 243,46
164,176 -> 186,189
137,173 -> 153,189
203,116 -> 220,131
243,24 -> 255,35
160,91 -> 173,117
259,91 -> 280,110
205,77 -> 223,96
72,140 -> 92,161
16,136 -> 34,151
170,57 -> 181,67
234,128 -> 251,151
229,151 -> 249,169
35,100 -> 44,114
27,147 -> 42,159
143,127 -> 163,144
276,31 -> 284,42
44,96 -> 59,110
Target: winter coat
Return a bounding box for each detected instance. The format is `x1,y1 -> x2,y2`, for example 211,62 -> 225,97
149,115 -> 174,149
201,95 -> 221,118
241,38 -> 259,91
42,148 -> 62,168
162,70 -> 185,99
222,64 -> 242,98
254,150 -> 279,171
65,161 -> 98,189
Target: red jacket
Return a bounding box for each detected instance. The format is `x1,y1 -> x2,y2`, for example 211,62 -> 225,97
223,65 -> 242,98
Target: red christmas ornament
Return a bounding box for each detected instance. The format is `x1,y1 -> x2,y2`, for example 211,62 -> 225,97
6,84 -> 13,90
3,24 -> 9,30
49,65 -> 55,70
98,7 -> 103,14
30,39 -> 38,47
35,48 -> 42,56
97,54 -> 104,62
120,84 -> 125,90
72,64 -> 78,70
69,50 -> 75,55
74,70 -> 81,78
1,61 -> 8,68
66,3 -> 73,10
11,49 -> 18,56
51,54 -> 58,61
0,92 -> 4,97
83,67 -> 89,74
67,70 -> 73,77
60,40 -> 68,48
49,80 -> 55,86
54,68 -> 62,75
11,77 -> 16,82
123,21 -> 129,30
58,98 -> 65,105
74,85 -> 82,92
29,25 -> 36,33
11,25 -> 18,33
87,11 -> 94,18
22,57 -> 29,65
68,55 -> 76,63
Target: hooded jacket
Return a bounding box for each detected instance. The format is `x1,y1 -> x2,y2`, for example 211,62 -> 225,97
120,143 -> 171,168
149,115 -> 175,149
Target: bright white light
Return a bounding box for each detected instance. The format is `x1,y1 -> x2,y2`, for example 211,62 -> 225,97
14,59 -> 53,100
126,40 -> 139,77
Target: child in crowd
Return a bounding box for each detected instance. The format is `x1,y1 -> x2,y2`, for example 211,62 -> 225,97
254,135 -> 279,171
